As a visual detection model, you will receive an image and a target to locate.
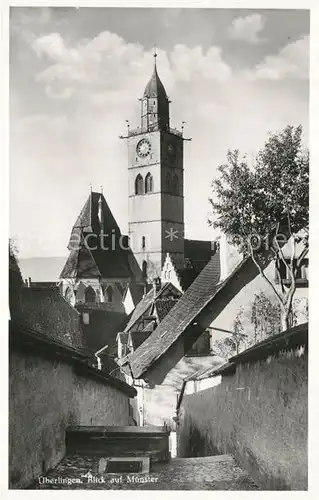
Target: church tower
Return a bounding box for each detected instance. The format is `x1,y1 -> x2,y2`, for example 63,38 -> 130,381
124,53 -> 185,281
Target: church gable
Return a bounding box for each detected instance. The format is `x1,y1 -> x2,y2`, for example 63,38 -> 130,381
62,191 -> 135,282
161,253 -> 183,291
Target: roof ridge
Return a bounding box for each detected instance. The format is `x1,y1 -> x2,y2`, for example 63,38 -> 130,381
121,254 -> 239,378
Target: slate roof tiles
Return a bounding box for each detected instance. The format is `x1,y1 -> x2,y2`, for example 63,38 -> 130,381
119,251 -> 221,378
60,192 -> 136,280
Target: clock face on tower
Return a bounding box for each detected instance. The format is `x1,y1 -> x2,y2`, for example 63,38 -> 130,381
136,138 -> 151,158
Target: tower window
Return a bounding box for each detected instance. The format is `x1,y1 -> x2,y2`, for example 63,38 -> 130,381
142,236 -> 146,250
172,174 -> 179,195
85,286 -> 97,303
165,172 -> 171,193
145,173 -> 153,193
135,174 -> 144,195
106,286 -> 113,303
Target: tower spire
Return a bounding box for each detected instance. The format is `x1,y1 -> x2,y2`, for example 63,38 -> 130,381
141,46 -> 169,131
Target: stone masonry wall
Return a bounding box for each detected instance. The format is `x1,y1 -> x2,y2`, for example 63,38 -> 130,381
177,348 -> 307,490
9,350 -> 132,489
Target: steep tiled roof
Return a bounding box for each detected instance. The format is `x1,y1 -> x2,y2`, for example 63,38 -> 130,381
119,252 -> 222,378
167,240 -> 218,291
144,64 -> 168,99
91,247 -> 133,278
155,298 -> 180,322
130,330 -> 153,350
61,192 -> 136,280
11,287 -> 88,352
60,246 -> 101,279
69,192 -> 121,243
124,282 -> 182,333
124,288 -> 154,332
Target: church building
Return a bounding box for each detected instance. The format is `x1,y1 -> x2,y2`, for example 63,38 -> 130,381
59,54 -> 215,321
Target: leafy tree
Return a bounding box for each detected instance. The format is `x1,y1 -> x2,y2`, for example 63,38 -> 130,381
210,125 -> 309,331
251,292 -> 281,343
212,337 -> 237,360
9,238 -> 19,259
212,307 -> 248,359
231,306 -> 248,354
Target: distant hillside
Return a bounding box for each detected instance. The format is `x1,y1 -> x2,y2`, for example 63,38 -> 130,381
18,257 -> 67,282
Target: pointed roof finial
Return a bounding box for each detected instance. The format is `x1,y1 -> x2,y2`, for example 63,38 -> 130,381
100,185 -> 103,195
153,45 -> 158,67
89,182 -> 92,193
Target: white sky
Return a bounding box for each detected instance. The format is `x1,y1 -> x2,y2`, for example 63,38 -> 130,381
9,6 -> 309,257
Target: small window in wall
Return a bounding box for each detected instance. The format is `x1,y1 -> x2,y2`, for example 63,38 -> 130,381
82,312 -> 90,325
106,286 -> 113,303
135,174 -> 144,195
145,173 -> 153,193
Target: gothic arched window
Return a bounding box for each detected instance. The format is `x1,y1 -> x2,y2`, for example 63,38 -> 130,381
85,286 -> 97,303
165,172 -> 171,193
106,286 -> 113,303
145,173 -> 153,193
135,174 -> 144,195
172,174 -> 179,195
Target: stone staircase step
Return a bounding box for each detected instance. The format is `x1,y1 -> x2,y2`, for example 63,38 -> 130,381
66,426 -> 170,463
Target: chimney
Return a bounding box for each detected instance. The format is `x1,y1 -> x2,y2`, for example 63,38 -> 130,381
28,277 -> 32,288
153,277 -> 161,297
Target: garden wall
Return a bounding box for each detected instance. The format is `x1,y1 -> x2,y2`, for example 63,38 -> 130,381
177,324 -> 308,490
